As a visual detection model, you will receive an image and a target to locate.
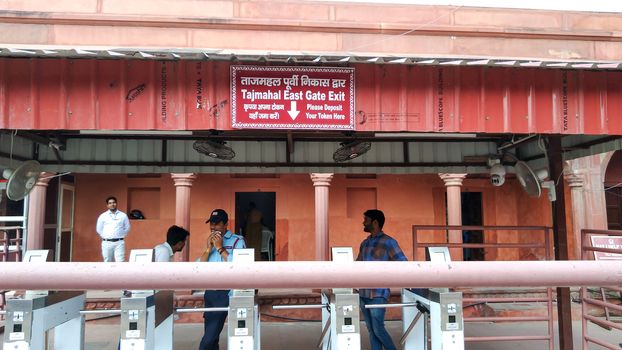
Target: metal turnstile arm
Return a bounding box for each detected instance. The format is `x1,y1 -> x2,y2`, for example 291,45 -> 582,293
272,304 -> 326,310
363,302 -> 418,309
400,311 -> 424,345
317,317 -> 331,349
176,307 -> 229,313
271,303 -> 330,349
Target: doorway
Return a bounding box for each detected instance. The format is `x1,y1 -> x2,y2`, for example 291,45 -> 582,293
461,192 -> 484,261
235,192 -> 276,261
56,183 -> 75,261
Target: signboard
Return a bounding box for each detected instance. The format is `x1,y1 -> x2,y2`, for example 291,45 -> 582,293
231,66 -> 355,130
590,235 -> 622,260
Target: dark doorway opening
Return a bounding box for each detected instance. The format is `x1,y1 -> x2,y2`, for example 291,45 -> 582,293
235,192 -> 276,261
605,187 -> 622,230
461,192 -> 484,261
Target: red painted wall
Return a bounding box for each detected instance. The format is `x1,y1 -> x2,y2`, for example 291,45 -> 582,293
2,59 -> 621,135
71,173 -> 562,262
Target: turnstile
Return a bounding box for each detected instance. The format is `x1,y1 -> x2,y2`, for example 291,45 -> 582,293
226,248 -> 260,350
179,249 -> 261,349
227,289 -> 260,350
401,288 -> 464,350
119,290 -> 174,350
320,289 -> 361,350
3,291 -> 86,350
273,247 -> 360,350
3,250 -> 86,350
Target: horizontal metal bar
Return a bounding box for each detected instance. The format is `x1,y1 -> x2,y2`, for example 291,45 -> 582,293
465,335 -> 551,342
176,307 -> 228,313
582,229 -> 622,236
364,303 -> 418,309
584,334 -> 620,349
418,243 -> 547,249
0,219 -> 25,224
272,304 -> 326,310
583,297 -> 622,313
581,246 -> 622,254
37,160 -> 486,168
463,297 -> 550,303
465,316 -> 549,322
80,309 -> 121,315
0,261 -> 621,290
599,286 -> 622,293
413,225 -> 550,231
584,314 -> 622,332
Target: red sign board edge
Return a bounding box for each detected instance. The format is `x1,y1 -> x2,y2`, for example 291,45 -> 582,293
230,65 -> 356,130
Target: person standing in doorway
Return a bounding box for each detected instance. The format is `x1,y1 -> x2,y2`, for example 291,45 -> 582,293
357,209 -> 407,350
154,225 -> 190,262
198,209 -> 246,350
96,196 -> 130,262
244,205 -> 264,260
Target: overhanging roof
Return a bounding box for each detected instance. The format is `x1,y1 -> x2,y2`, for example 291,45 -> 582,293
0,131 -> 619,174
1,46 -> 621,70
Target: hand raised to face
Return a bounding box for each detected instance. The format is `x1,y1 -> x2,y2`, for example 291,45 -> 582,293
209,230 -> 223,250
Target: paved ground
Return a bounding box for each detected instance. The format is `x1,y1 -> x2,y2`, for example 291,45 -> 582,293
2,319 -> 621,349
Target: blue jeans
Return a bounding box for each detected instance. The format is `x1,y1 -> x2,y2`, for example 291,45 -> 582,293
199,290 -> 230,350
360,297 -> 397,350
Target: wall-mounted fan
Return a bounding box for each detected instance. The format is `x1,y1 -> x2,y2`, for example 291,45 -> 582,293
193,140 -> 236,160
333,140 -> 372,162
514,160 -> 556,201
2,160 -> 42,201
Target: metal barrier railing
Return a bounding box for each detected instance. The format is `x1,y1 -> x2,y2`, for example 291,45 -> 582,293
0,226 -> 22,318
412,225 -> 554,350
0,226 -> 22,262
581,228 -> 622,350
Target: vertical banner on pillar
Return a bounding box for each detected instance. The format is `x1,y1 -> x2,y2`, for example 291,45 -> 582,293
231,66 -> 355,130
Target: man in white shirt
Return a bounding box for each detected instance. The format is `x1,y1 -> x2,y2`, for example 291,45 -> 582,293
96,196 -> 131,262
154,225 -> 190,262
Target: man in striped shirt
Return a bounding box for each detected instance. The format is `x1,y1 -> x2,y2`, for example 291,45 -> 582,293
356,209 -> 407,350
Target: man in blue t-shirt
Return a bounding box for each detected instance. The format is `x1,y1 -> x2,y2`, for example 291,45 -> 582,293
198,209 -> 246,350
357,209 -> 407,350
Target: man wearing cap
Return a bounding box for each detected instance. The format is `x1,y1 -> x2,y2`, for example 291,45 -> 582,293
198,209 -> 246,350
357,209 -> 407,350
96,196 -> 131,262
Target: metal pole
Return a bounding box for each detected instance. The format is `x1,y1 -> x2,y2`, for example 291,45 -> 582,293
547,135 -> 573,350
1,260 -> 622,290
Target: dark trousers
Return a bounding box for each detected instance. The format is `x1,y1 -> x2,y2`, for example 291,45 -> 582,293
199,290 -> 230,350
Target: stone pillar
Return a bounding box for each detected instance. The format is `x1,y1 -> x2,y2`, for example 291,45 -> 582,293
439,173 -> 467,261
569,155 -> 608,231
310,173 -> 334,261
565,171 -> 585,260
26,172 -> 55,251
171,173 -> 197,262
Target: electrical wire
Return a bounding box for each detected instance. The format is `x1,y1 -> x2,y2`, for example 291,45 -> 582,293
41,172 -> 72,180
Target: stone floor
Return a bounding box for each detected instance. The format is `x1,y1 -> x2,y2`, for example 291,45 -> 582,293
2,320 -> 620,349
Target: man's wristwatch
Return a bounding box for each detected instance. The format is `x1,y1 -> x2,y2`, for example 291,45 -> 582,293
217,247 -> 226,254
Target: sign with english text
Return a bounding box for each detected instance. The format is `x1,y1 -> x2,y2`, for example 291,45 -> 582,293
590,235 -> 622,260
231,66 -> 355,130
